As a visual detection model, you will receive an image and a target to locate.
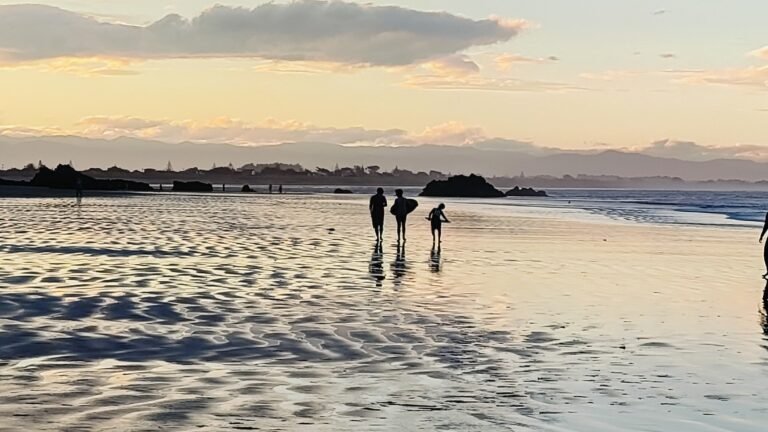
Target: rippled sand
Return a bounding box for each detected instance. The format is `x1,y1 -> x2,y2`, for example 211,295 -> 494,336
0,193 -> 766,431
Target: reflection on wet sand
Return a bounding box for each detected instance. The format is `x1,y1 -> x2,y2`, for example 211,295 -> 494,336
391,243 -> 407,286
761,281 -> 768,336
0,193 -> 766,431
369,242 -> 385,287
429,246 -> 441,273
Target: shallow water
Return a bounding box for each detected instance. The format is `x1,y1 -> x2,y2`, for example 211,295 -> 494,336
0,193 -> 766,431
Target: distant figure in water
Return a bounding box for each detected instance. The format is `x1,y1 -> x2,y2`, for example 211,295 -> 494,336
426,203 -> 450,244
369,187 -> 388,242
279,185 -> 283,194
269,184 -> 273,194
393,189 -> 408,243
74,177 -> 83,205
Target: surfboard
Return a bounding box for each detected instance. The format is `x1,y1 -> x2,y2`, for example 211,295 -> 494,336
390,198 -> 419,215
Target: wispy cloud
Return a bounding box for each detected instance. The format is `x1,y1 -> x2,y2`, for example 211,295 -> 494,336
495,53 -> 559,71
638,139 -> 768,161
0,116 -> 550,151
667,66 -> 768,90
403,74 -> 583,93
750,46 -> 768,60
0,2 -> 525,68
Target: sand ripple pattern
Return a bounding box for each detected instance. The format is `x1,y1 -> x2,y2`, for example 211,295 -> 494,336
0,194 -> 766,431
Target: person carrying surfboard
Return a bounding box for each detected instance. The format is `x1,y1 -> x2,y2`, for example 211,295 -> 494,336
392,189 -> 410,243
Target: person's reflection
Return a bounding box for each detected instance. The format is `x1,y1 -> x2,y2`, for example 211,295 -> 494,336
429,245 -> 442,273
761,281 -> 768,336
391,243 -> 407,286
369,242 -> 385,287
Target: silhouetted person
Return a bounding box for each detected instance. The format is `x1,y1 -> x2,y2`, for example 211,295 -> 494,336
759,212 -> 768,277
74,177 -> 83,205
426,203 -> 450,244
393,189 -> 408,243
369,242 -> 385,287
269,184 -> 273,194
370,187 -> 388,242
762,281 -> 768,335
279,184 -> 283,194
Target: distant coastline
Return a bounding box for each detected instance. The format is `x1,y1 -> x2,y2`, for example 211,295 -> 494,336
5,163 -> 768,191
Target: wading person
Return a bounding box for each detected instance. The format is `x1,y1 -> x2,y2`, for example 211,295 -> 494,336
369,188 -> 388,242
392,189 -> 408,243
426,203 -> 450,244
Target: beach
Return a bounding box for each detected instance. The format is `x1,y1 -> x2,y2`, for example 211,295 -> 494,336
0,192 -> 766,431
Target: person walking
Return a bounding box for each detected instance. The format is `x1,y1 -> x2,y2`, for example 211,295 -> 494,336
369,188 -> 388,242
392,189 -> 409,243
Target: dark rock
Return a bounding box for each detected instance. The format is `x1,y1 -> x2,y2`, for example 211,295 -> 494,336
420,174 -> 504,198
334,188 -> 353,194
172,181 -> 214,192
0,178 -> 28,186
30,165 -> 152,191
505,186 -> 548,197
241,185 -> 253,193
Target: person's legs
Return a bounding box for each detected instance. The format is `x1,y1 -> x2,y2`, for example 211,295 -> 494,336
763,241 -> 768,276
437,226 -> 442,243
401,216 -> 407,242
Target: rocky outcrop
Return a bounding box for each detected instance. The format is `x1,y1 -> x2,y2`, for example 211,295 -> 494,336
30,165 -> 152,191
172,181 -> 214,192
334,188 -> 353,194
420,174 -> 504,198
506,186 -> 548,197
241,185 -> 253,193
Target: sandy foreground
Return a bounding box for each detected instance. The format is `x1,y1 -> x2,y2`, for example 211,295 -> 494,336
0,193 -> 765,431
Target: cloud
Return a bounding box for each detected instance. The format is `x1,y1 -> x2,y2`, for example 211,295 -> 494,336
423,55 -> 481,78
404,74 -> 583,92
410,121 -> 486,145
2,116 -> 545,151
0,2 -> 525,67
750,46 -> 768,60
662,47 -> 768,90
70,116 -> 408,145
580,70 -> 644,81
639,139 -> 768,161
667,66 -> 768,90
495,53 -> 558,71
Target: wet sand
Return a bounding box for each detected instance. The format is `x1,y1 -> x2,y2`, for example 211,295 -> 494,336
0,193 -> 765,431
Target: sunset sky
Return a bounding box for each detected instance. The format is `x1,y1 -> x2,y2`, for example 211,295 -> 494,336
1,0 -> 766,158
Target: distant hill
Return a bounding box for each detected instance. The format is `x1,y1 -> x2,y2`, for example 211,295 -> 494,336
2,135 -> 768,181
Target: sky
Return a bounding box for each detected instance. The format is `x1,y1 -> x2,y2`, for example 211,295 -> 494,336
0,0 -> 767,161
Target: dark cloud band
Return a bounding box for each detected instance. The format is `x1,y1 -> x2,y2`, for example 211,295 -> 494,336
0,1 -> 523,66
